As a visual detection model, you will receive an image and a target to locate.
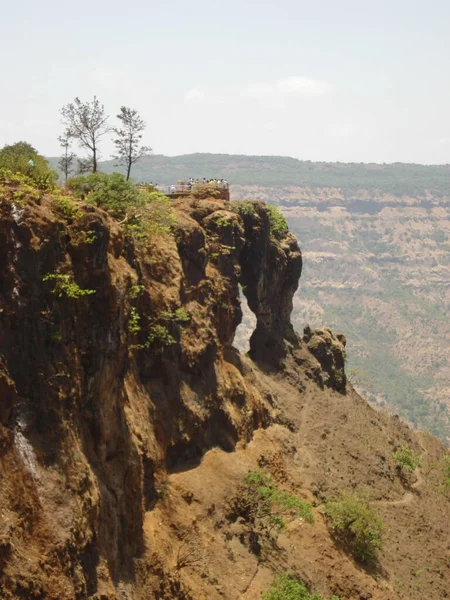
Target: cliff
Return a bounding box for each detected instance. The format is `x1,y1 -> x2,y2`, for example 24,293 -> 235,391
0,180 -> 449,599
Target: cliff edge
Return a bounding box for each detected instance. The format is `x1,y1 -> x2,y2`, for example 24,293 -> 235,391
0,181 -> 449,599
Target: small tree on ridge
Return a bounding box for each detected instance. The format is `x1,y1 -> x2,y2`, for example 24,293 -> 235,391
58,133 -> 76,184
112,106 -> 151,180
60,96 -> 110,173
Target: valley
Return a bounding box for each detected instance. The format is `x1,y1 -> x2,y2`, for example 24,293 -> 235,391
233,184 -> 450,442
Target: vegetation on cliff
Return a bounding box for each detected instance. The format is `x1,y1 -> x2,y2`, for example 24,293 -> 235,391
1,154 -> 450,600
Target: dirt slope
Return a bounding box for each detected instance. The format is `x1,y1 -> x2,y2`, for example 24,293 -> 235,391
0,184 -> 449,599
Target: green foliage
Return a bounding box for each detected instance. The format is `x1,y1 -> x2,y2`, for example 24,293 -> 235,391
67,172 -> 140,217
243,471 -> 313,534
146,324 -> 176,348
174,308 -> 191,323
127,284 -> 145,299
0,142 -> 57,189
42,272 -> 96,299
265,204 -> 288,240
324,492 -> 383,563
214,215 -> 232,228
51,192 -> 83,220
128,307 -> 141,334
262,573 -> 339,600
393,447 -> 422,473
235,200 -> 256,216
66,173 -> 175,240
0,169 -> 41,207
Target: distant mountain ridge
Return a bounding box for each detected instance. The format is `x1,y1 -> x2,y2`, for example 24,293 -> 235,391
47,153 -> 450,196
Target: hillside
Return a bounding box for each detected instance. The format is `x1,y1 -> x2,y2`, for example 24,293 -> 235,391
48,153 -> 450,440
1,173 -> 450,599
48,153 -> 450,196
232,185 -> 450,443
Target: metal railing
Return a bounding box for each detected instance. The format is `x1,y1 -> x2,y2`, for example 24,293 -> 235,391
155,182 -> 229,196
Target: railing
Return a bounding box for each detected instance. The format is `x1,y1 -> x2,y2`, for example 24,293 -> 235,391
156,182 -> 229,196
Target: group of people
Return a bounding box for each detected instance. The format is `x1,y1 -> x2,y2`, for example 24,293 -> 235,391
154,178 -> 229,195
186,177 -> 229,189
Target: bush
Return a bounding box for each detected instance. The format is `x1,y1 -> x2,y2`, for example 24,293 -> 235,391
146,324 -> 176,347
0,169 -> 42,207
234,200 -> 256,216
242,471 -> 313,534
67,172 -> 175,239
265,204 -> 288,240
128,307 -> 141,334
393,447 -> 422,473
51,192 -> 83,220
262,573 -> 339,600
324,492 -> 383,563
0,142 -> 57,189
42,272 -> 96,299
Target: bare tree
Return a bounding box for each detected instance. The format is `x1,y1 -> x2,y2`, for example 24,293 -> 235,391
60,97 -> 110,173
112,106 -> 151,180
57,134 -> 76,184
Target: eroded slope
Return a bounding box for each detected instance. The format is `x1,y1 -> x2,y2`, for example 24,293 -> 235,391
0,186 -> 449,599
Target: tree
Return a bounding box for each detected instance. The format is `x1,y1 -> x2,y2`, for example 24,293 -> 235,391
60,97 -> 110,173
0,141 -> 57,186
58,134 -> 76,184
112,106 -> 151,180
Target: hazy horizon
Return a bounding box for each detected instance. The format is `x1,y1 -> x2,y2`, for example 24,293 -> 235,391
46,151 -> 450,168
2,0 -> 450,164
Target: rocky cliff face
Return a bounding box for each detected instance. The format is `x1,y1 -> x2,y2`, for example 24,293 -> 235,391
0,186 -> 449,600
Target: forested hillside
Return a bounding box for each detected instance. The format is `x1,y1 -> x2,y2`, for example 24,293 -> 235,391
233,185 -> 450,443
48,153 -> 450,196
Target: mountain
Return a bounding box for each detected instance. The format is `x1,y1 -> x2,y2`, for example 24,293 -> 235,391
48,153 -> 450,440
1,175 -> 450,599
48,153 -> 450,196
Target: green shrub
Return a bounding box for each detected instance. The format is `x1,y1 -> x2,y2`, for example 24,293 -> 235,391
393,447 -> 422,473
262,573 -> 339,600
127,284 -> 145,299
215,215 -> 232,228
128,307 -> 141,334
42,272 -> 96,299
146,324 -> 176,348
0,169 -> 41,207
324,492 -> 383,563
174,308 -> 191,323
67,172 -> 175,239
51,193 -> 83,220
235,200 -> 256,216
0,142 -> 57,189
242,471 -> 313,534
265,204 -> 288,240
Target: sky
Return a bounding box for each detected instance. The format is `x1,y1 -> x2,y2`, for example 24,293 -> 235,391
2,0 -> 450,164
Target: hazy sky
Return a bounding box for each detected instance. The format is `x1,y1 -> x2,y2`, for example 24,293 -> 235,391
2,0 -> 450,163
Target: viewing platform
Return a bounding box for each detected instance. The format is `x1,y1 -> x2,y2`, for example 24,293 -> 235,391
156,181 -> 230,202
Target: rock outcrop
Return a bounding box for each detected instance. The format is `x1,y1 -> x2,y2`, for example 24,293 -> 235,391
302,325 -> 347,393
1,186 -> 449,600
